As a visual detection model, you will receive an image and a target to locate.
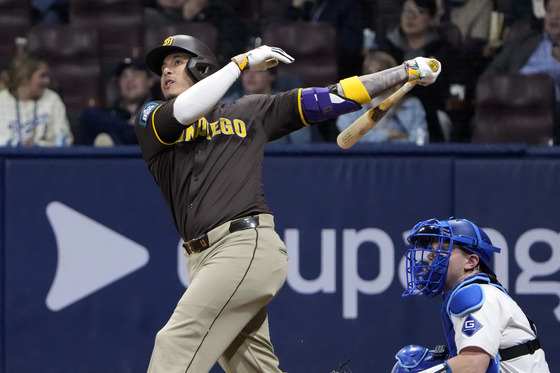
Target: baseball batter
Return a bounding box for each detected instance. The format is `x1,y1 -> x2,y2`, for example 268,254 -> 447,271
401,218 -> 550,373
135,34 -> 440,373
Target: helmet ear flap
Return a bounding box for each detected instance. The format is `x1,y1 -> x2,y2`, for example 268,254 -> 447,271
186,57 -> 205,82
187,57 -> 219,82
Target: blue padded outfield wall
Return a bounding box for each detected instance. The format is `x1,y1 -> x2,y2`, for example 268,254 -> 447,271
1,144 -> 559,373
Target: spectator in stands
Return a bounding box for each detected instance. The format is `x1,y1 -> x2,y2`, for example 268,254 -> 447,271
222,67 -> 287,103
484,0 -> 560,90
283,0 -> 365,79
484,0 -> 560,142
222,67 -> 313,143
336,51 -> 429,144
439,0 -> 496,75
0,52 -> 73,146
144,0 -> 254,65
79,58 -> 157,146
376,0 -> 468,142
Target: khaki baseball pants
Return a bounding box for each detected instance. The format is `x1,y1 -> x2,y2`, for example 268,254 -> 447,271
147,214 -> 288,373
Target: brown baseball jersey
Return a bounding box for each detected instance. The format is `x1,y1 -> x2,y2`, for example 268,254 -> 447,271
135,89 -> 306,241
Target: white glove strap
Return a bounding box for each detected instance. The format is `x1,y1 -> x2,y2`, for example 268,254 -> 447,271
173,62 -> 240,125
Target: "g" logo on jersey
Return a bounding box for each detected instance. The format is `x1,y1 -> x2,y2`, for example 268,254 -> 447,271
462,314 -> 483,337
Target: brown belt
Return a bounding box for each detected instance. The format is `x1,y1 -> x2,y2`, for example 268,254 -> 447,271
183,216 -> 260,254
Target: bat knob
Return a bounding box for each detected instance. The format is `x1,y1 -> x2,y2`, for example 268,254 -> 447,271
428,59 -> 440,73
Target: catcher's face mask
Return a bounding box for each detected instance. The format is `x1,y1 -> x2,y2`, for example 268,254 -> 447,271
402,218 -> 502,298
403,220 -> 451,298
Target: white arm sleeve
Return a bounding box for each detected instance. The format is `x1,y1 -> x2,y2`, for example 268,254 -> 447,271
173,62 -> 241,125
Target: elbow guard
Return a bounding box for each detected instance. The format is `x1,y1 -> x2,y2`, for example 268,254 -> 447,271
299,76 -> 371,124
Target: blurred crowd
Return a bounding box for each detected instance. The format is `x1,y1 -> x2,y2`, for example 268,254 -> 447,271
0,0 -> 558,146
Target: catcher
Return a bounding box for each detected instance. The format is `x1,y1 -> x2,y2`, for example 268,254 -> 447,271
399,218 -> 550,372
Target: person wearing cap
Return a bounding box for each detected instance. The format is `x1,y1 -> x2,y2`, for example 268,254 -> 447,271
79,57 -> 157,145
400,218 -> 550,373
135,34 -> 441,373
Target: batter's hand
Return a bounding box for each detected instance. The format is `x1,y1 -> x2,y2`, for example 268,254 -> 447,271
232,45 -> 295,71
405,57 -> 442,86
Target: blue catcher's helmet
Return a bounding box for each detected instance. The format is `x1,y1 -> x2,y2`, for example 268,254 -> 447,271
391,344 -> 449,373
402,218 -> 501,298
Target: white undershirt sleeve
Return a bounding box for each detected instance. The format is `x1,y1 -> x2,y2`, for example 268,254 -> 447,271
173,62 -> 241,125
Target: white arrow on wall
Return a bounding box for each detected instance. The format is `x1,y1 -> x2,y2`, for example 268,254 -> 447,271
45,201 -> 149,312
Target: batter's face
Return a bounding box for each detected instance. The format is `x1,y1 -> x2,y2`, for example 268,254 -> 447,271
160,52 -> 196,100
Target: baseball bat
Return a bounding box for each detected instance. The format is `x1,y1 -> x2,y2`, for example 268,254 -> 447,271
336,82 -> 416,149
337,58 -> 440,149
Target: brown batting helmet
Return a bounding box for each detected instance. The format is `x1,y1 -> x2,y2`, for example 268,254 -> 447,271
145,35 -> 219,81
